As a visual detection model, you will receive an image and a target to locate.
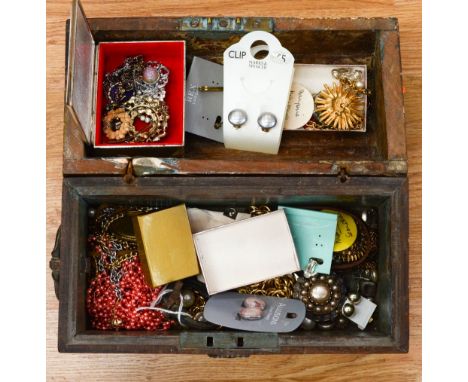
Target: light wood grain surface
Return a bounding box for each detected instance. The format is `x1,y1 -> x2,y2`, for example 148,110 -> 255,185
46,0 -> 421,380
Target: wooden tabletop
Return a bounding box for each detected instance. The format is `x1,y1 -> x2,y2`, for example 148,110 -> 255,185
46,0 -> 421,380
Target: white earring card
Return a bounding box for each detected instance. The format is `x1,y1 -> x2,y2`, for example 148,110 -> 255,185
193,210 -> 300,295
223,31 -> 295,154
185,57 -> 224,142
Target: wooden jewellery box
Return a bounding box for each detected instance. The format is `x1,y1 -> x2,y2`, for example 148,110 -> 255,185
53,0 -> 408,356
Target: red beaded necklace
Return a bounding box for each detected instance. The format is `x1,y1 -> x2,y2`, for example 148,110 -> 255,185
86,207 -> 174,331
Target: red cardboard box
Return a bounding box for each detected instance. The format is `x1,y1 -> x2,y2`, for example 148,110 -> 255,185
95,41 -> 185,150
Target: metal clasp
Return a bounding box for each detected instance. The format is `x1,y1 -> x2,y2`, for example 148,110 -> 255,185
304,258 -> 319,279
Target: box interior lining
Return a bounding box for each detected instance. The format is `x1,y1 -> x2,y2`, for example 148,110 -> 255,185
74,193 -> 392,341
95,41 -> 185,147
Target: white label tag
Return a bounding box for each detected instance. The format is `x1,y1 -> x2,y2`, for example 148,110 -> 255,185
284,83 -> 314,130
223,31 -> 295,154
344,297 -> 377,330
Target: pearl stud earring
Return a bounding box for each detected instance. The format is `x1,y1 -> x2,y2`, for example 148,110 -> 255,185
257,112 -> 277,132
228,109 -> 247,129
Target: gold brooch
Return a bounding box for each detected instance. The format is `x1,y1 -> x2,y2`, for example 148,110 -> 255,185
124,94 -> 169,142
315,83 -> 364,131
306,68 -> 368,131
103,108 -> 133,141
102,95 -> 170,142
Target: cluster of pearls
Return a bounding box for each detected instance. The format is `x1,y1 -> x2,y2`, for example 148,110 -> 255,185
139,114 -> 152,124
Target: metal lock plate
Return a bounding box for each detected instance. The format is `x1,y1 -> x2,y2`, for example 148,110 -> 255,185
180,17 -> 274,32
179,331 -> 279,351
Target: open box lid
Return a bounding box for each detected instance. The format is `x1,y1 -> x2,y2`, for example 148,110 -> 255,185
65,0 -> 95,145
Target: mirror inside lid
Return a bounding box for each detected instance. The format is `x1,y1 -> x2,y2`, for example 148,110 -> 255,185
66,0 -> 95,144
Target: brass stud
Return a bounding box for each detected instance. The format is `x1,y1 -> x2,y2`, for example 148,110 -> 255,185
348,292 -> 361,305
342,303 -> 355,317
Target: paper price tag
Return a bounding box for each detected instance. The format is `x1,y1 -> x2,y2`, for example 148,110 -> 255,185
284,83 -> 314,130
322,209 -> 358,252
333,211 -> 358,251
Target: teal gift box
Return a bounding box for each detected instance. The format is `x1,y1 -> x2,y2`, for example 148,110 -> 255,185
279,206 -> 338,274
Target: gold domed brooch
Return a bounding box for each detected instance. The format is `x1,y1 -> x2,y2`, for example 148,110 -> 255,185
305,68 -> 368,132
315,83 -> 364,131
102,108 -> 133,141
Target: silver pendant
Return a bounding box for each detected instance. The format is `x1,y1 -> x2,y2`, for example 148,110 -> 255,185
134,61 -> 170,101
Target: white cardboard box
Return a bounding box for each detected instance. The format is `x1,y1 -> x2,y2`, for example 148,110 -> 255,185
193,209 -> 300,295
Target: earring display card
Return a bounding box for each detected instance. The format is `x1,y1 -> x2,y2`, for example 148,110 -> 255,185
185,57 -> 224,143
193,210 -> 300,295
279,207 -> 338,274
285,64 -> 367,132
133,205 -> 200,287
203,292 -> 306,333
187,208 -> 250,233
223,31 -> 295,154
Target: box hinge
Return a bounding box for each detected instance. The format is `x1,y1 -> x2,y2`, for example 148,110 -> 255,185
179,332 -> 279,355
180,17 -> 274,32
123,160 -> 136,184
